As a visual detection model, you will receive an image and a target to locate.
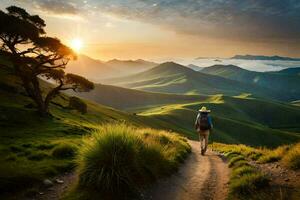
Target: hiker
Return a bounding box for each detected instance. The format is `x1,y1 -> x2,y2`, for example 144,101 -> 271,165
195,106 -> 213,155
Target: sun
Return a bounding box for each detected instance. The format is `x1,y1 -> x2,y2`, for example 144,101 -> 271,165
70,38 -> 83,52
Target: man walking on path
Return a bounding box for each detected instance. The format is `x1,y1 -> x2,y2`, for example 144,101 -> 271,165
195,106 -> 213,155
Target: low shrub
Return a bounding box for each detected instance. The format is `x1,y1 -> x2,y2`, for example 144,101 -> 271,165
52,143 -> 78,159
282,143 -> 300,169
75,124 -> 190,199
69,97 -> 87,114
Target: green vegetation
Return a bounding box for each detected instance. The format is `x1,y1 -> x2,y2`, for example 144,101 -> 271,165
73,79 -> 300,147
64,124 -> 191,199
257,145 -> 290,163
212,143 -> 270,199
70,83 -> 203,110
69,96 -> 88,114
282,143 -> 300,169
212,142 -> 300,199
138,96 -> 300,147
52,143 -> 78,159
0,64 -> 192,198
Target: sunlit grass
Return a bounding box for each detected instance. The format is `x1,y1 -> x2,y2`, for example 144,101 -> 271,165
282,143 -> 300,169
67,124 -> 191,199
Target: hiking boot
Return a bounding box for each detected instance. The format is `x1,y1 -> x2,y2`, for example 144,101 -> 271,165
201,149 -> 205,155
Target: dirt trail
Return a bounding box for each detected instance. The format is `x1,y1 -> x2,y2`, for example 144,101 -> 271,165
35,140 -> 230,200
143,140 -> 230,200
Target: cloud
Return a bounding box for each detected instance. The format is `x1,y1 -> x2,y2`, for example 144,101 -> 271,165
15,0 -> 81,15
90,0 -> 300,43
10,0 -> 300,44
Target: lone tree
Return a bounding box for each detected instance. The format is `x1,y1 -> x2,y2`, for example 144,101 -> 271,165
0,6 -> 94,116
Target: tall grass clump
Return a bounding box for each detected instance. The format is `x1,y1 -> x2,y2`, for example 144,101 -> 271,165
230,172 -> 270,195
52,143 -> 78,159
258,145 -> 290,164
282,143 -> 300,169
75,124 -> 191,199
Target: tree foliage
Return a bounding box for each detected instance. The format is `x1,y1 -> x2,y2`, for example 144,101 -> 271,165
0,6 -> 94,116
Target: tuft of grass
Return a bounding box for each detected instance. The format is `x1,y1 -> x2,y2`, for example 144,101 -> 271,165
74,124 -> 190,199
27,152 -> 49,161
36,143 -> 56,150
230,172 -> 270,195
282,143 -> 300,169
258,145 -> 290,163
228,155 -> 245,167
52,143 -> 78,159
231,166 -> 256,178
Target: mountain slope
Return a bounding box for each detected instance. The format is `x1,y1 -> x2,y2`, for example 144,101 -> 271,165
103,62 -> 286,100
1,58 -> 300,147
201,64 -> 300,101
67,84 -> 205,110
66,55 -> 117,81
138,95 -> 300,147
66,55 -> 158,82
106,58 -> 157,73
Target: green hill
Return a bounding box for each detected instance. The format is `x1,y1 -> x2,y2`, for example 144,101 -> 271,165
201,65 -> 300,101
67,79 -> 300,147
67,83 -> 205,110
136,95 -> 300,147
1,58 -> 300,198
103,62 -> 284,100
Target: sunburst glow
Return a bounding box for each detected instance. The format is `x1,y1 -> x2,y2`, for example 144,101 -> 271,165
70,38 -> 83,52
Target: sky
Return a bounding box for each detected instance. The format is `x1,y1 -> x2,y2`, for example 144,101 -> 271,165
1,0 -> 300,61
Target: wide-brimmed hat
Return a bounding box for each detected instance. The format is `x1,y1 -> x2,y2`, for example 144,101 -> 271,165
199,106 -> 211,113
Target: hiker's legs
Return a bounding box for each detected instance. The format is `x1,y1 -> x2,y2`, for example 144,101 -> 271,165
199,133 -> 205,150
203,131 -> 210,153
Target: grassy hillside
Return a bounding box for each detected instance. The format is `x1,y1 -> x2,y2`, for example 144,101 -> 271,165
201,64 -> 300,101
135,94 -> 300,147
103,62 -> 286,101
67,83 -> 205,110
1,58 -> 300,198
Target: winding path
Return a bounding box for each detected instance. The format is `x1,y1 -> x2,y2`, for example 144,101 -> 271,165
36,140 -> 230,200
142,140 -> 230,200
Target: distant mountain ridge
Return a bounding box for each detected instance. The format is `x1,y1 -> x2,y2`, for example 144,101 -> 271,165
66,55 -> 158,82
231,54 -> 300,61
201,64 -> 300,101
103,62 -> 286,101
